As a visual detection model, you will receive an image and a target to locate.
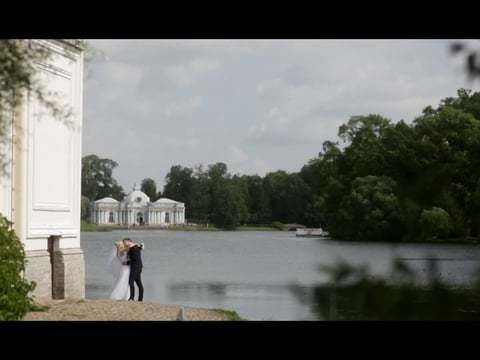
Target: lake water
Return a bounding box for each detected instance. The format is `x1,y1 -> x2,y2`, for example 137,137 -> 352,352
81,230 -> 480,320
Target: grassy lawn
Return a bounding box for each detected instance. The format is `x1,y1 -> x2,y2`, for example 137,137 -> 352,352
237,225 -> 279,231
81,220 -> 114,232
211,308 -> 245,321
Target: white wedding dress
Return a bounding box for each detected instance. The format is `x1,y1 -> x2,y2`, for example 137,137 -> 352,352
107,247 -> 131,300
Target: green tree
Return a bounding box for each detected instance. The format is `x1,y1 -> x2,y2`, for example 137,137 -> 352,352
419,207 -> 453,240
263,171 -> 315,225
335,176 -> 402,242
163,165 -> 195,219
141,178 -> 157,201
81,154 -> 125,201
243,175 -> 271,224
211,183 -> 247,229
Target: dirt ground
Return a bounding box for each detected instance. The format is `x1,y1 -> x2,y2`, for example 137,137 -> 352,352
23,299 -> 230,321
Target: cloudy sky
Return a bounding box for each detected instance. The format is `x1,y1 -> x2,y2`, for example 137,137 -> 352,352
83,39 -> 479,191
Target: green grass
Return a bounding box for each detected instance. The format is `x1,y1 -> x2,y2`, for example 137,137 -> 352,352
211,308 -> 244,321
167,225 -> 220,231
237,225 -> 278,231
28,303 -> 50,312
81,220 -> 114,232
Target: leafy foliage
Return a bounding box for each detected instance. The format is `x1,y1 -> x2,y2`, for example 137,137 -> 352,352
300,89 -> 480,242
0,216 -> 36,320
81,154 -> 125,201
419,207 -> 452,240
140,178 -> 157,201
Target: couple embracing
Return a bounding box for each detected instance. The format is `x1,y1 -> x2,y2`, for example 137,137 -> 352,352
108,237 -> 144,301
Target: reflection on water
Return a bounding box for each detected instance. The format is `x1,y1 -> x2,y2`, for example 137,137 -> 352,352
81,230 -> 480,320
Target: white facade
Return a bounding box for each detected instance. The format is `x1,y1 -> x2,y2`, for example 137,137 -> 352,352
0,40 -> 85,300
91,187 -> 186,226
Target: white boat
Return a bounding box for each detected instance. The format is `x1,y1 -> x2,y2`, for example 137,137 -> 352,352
296,228 -> 328,237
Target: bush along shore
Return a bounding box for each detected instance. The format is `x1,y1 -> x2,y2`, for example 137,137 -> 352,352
23,299 -> 244,321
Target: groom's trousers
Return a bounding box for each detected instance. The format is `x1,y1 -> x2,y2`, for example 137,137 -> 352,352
129,267 -> 144,301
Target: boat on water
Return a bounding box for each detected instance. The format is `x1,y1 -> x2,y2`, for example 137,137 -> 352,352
296,228 -> 328,237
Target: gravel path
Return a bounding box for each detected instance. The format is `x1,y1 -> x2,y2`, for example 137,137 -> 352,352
23,299 -> 231,321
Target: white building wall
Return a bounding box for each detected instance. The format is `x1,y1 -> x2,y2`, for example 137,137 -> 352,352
18,40 -> 84,251
3,40 -> 86,300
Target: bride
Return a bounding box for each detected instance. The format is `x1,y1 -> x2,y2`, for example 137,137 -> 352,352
107,239 -> 130,300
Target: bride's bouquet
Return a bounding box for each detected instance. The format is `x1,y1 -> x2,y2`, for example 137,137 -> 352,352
139,242 -> 145,250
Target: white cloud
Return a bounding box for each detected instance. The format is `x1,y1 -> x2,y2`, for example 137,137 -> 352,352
163,58 -> 221,87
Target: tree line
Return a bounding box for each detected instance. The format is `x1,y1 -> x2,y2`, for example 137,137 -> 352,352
82,89 -> 480,240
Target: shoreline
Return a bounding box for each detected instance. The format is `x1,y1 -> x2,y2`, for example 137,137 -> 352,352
23,299 -> 244,321
81,221 -> 279,233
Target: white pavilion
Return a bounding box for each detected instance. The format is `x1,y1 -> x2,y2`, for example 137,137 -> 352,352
90,185 -> 185,226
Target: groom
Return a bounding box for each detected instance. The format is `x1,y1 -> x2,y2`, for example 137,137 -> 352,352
122,238 -> 144,302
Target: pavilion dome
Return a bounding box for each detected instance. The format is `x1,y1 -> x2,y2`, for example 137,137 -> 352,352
155,197 -> 184,206
123,190 -> 150,205
94,197 -> 119,204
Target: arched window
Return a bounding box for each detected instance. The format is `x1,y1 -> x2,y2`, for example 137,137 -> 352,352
109,211 -> 114,223
165,212 -> 170,223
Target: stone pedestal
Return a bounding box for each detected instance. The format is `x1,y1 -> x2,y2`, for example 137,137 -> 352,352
25,247 -> 85,301
25,250 -> 52,302
52,248 -> 85,300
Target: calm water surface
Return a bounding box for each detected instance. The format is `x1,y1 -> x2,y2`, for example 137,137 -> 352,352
81,230 -> 480,320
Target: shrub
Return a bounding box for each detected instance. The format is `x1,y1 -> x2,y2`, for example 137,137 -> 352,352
419,207 -> 453,240
0,215 -> 36,320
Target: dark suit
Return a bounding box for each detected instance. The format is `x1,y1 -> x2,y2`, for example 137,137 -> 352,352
126,245 -> 144,301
